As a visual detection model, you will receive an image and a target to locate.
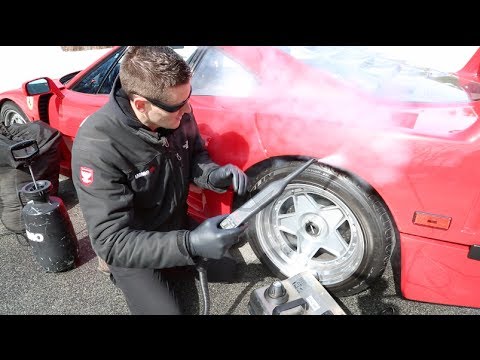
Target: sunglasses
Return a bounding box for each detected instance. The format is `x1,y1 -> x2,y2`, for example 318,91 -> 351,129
138,86 -> 192,113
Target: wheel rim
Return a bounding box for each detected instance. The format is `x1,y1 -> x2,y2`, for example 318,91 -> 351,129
3,109 -> 27,126
254,183 -> 365,285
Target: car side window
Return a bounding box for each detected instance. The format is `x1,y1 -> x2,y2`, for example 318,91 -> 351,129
98,62 -> 120,94
191,48 -> 257,97
72,51 -> 121,94
98,47 -> 184,95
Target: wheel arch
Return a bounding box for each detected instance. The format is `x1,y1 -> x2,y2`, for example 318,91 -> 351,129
235,154 -> 400,241
239,154 -> 400,295
0,98 -> 33,121
0,93 -> 54,124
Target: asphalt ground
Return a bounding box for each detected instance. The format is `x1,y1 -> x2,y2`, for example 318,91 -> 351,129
1,176 -> 480,316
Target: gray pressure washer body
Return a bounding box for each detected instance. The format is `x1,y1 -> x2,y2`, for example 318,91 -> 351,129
248,271 -> 346,315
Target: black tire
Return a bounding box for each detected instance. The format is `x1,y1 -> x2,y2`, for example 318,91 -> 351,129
1,101 -> 29,126
245,160 -> 395,297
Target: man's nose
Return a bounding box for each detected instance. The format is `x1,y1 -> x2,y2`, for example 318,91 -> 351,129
182,101 -> 192,114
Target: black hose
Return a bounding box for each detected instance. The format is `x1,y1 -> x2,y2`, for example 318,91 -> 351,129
378,306 -> 397,315
196,257 -> 210,315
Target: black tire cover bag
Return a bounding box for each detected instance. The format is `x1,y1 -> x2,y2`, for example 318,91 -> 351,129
0,121 -> 61,233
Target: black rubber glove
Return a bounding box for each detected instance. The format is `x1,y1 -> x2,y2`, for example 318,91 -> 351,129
208,164 -> 248,196
186,214 -> 247,260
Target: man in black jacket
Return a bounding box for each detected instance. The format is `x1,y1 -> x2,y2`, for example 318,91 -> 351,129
71,46 -> 248,315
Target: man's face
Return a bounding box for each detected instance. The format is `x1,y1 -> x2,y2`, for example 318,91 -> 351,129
142,82 -> 192,130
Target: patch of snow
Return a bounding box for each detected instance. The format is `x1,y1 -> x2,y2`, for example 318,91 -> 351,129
0,46 -> 111,93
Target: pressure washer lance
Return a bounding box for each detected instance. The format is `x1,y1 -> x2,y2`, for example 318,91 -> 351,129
196,158 -> 316,315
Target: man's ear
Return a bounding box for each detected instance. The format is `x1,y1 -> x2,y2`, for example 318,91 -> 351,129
132,96 -> 148,113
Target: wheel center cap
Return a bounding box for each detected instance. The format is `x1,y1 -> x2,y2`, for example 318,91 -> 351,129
305,221 -> 320,236
300,214 -> 327,240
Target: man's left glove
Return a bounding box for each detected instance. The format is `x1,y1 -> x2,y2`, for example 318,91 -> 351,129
209,164 -> 248,196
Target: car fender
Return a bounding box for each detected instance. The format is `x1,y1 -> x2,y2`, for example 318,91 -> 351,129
253,113 -> 418,236
0,89 -> 36,121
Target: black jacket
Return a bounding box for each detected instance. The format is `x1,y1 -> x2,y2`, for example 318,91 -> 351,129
71,79 -> 225,269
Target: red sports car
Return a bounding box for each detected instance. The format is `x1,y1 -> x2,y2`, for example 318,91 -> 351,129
2,46 -> 480,308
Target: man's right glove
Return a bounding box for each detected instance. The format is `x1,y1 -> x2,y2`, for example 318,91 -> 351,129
186,214 -> 247,259
208,164 -> 248,196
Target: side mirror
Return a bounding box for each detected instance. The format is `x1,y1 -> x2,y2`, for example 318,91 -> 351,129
25,78 -> 50,96
22,77 -> 64,99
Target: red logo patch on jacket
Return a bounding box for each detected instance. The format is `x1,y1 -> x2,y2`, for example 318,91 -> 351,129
80,166 -> 94,186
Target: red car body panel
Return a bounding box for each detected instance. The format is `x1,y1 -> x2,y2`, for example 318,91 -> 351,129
401,233 -> 480,308
2,45 -> 480,308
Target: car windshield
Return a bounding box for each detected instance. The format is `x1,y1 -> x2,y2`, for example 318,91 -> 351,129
277,46 -> 480,103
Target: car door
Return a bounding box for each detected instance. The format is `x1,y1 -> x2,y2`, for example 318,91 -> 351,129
186,46 -> 267,220
48,47 -> 125,153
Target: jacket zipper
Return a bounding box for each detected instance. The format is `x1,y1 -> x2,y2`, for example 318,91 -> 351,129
162,134 -> 186,209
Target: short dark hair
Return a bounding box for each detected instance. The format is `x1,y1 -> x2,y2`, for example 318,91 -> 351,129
120,46 -> 192,102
